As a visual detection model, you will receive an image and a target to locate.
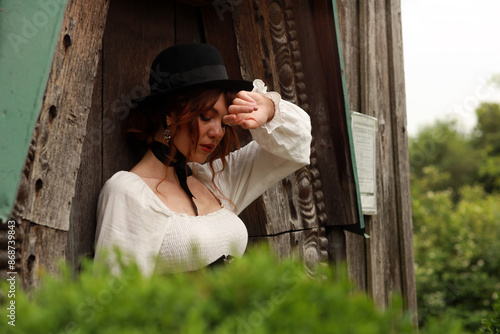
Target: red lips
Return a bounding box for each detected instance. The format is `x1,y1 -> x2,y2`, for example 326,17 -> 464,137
200,143 -> 215,153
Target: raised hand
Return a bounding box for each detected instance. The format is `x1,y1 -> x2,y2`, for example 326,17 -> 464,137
224,91 -> 275,129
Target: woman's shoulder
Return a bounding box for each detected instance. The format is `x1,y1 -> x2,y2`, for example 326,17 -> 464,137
98,170 -> 162,215
100,171 -> 145,197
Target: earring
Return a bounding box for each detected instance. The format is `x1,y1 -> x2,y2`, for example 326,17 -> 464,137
164,127 -> 171,146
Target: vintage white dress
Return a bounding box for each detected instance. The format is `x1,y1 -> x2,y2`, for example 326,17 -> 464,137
94,80 -> 312,276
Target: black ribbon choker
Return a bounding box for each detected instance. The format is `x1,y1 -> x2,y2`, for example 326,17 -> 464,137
150,140 -> 198,216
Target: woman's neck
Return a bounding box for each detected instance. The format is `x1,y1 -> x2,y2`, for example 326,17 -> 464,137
130,149 -> 177,182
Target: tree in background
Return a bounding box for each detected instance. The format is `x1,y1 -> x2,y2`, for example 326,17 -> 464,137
410,100 -> 500,332
472,103 -> 500,193
409,120 -> 480,200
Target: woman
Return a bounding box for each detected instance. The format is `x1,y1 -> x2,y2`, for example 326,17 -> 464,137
94,44 -> 312,275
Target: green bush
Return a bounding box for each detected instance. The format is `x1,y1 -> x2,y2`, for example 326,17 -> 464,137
478,295 -> 500,333
1,246 -> 460,334
409,107 -> 500,332
411,172 -> 500,331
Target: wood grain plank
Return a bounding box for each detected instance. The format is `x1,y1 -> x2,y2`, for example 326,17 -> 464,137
344,228 -> 368,291
338,0 -> 361,112
68,51 -> 104,268
326,226 -> 347,265
102,0 -> 175,182
376,0 -> 406,306
336,0 -> 369,292
309,0 -> 361,228
21,0 -> 110,231
375,0 -> 402,303
294,0 -> 351,229
232,0 -> 266,81
201,4 -> 245,81
175,2 -> 204,44
386,0 -> 418,322
359,0 -> 387,308
358,0 -> 409,309
20,220 -> 68,288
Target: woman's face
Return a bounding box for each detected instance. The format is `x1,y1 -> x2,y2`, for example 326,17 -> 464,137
173,93 -> 228,163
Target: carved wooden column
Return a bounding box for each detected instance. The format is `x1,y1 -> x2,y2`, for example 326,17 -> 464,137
231,0 -> 332,270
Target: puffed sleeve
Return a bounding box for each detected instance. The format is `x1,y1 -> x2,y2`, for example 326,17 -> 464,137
195,79 -> 312,215
94,172 -> 167,276
249,79 -> 311,164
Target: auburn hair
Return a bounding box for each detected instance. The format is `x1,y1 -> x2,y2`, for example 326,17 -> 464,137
125,88 -> 240,204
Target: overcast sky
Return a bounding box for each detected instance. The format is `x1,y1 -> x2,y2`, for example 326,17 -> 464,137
401,0 -> 500,136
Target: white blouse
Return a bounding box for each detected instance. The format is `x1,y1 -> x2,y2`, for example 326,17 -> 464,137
94,80 -> 312,276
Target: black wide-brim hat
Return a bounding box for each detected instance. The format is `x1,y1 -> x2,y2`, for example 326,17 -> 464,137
132,43 -> 253,107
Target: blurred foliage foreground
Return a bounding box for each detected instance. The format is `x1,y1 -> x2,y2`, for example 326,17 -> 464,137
410,102 -> 500,333
1,245 -> 462,334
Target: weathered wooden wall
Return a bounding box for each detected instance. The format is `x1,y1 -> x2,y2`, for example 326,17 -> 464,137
225,0 -> 357,273
4,0 -> 110,287
337,0 -> 417,317
2,0 -> 416,323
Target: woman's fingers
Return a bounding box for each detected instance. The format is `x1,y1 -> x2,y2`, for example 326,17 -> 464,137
223,111 -> 263,129
226,91 -> 273,129
222,114 -> 237,126
229,91 -> 259,115
232,97 -> 257,107
235,91 -> 257,105
228,104 -> 258,115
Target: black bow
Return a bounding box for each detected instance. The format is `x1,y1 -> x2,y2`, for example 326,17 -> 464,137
150,140 -> 198,215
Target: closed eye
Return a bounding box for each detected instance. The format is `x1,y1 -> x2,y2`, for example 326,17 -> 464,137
200,114 -> 211,122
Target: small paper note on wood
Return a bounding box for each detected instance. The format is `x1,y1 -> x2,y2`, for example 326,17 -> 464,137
351,111 -> 378,215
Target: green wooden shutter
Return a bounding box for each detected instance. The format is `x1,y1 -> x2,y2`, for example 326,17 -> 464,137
0,0 -> 68,221
331,0 -> 366,233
